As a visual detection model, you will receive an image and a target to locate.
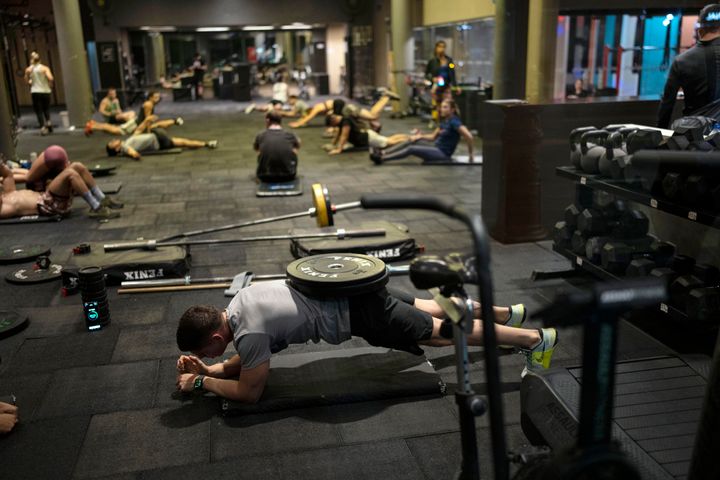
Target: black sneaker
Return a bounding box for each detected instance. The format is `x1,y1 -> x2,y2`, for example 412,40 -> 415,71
369,148 -> 383,165
87,206 -> 120,220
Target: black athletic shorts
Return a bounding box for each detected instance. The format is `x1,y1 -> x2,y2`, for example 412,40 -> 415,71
332,99 -> 345,115
349,287 -> 433,356
152,128 -> 174,150
105,115 -> 122,125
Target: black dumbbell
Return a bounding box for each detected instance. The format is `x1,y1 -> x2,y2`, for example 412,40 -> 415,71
601,238 -> 675,274
683,175 -> 713,205
553,221 -> 572,249
570,230 -> 587,255
564,204 -> 582,229
669,254 -> 696,276
666,135 -> 691,150
687,287 -> 720,324
706,130 -> 720,149
626,129 -> 663,154
579,208 -> 648,239
650,267 -> 680,286
585,236 -> 611,264
688,140 -> 714,152
671,263 -> 720,310
599,130 -> 634,178
662,172 -> 684,200
626,258 -> 658,277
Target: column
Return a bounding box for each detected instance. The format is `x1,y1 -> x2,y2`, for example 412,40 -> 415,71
146,32 -> 166,85
0,53 -> 16,160
525,0 -> 560,103
51,0 -> 94,127
492,0 -> 529,100
372,0 -> 390,87
391,0 -> 413,111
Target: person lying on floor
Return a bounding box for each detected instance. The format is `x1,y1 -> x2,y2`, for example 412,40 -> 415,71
254,111 -> 299,183
245,95 -> 311,119
288,88 -> 399,129
174,281 -> 558,403
106,127 -> 217,160
0,156 -> 121,220
84,112 -> 183,137
370,98 -> 476,164
324,113 -> 410,155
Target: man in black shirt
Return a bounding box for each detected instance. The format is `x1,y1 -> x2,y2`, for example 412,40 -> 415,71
253,112 -> 300,182
658,4 -> 720,127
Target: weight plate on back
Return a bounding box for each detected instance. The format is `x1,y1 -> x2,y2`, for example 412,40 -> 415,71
0,245 -> 51,264
88,164 -> 117,177
6,263 -> 63,284
0,311 -> 29,340
286,253 -> 389,297
311,183 -> 334,227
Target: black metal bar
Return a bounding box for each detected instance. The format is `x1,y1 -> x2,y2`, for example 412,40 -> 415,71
104,227 -> 384,252
577,310 -> 619,447
688,331 -> 720,480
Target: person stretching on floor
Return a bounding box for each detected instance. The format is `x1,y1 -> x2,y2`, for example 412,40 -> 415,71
288,88 -> 399,128
174,281 -> 558,403
84,113 -> 184,137
245,95 -> 312,118
325,113 -> 410,155
106,128 -> 218,160
370,99 -> 475,164
254,111 -> 300,183
0,155 -> 120,220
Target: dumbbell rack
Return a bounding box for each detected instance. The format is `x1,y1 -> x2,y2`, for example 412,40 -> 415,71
549,165 -> 720,323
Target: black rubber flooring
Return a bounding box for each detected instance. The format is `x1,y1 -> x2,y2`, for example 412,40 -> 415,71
0,97 -> 683,479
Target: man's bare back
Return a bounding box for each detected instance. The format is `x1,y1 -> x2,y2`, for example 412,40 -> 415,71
0,190 -> 41,219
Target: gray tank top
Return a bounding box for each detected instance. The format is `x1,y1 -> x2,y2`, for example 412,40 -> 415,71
30,64 -> 51,94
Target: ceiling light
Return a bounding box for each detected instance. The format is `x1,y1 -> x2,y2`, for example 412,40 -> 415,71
281,23 -> 312,30
243,25 -> 274,31
196,27 -> 230,32
139,26 -> 177,32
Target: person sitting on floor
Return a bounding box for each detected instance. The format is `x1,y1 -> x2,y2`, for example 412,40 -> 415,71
253,111 -> 300,183
174,281 -> 558,403
288,88 -> 399,129
324,113 -> 410,155
370,99 -> 475,164
105,127 -> 218,160
0,155 -> 121,220
99,87 -> 136,125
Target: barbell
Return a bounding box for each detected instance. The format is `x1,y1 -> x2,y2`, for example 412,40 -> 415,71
104,183 -> 360,252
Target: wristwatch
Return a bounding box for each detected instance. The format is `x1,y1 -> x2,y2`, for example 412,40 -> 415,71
193,374 -> 206,392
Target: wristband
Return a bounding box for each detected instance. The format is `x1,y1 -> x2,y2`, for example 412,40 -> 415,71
193,374 -> 206,392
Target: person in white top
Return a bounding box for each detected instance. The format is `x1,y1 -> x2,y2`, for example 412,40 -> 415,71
24,51 -> 54,135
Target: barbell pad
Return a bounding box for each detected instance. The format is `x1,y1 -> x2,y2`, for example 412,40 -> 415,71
311,183 -> 332,227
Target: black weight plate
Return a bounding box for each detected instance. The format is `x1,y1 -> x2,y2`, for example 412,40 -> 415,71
288,270 -> 389,298
286,253 -> 389,296
5,264 -> 63,284
0,311 -> 29,340
0,245 -> 51,264
88,164 -> 117,177
287,253 -> 387,286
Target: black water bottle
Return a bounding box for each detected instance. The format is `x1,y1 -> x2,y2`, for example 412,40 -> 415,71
78,266 -> 110,330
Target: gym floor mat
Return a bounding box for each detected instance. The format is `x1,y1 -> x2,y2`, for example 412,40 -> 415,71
256,178 -> 303,197
220,347 -> 444,415
0,214 -> 62,225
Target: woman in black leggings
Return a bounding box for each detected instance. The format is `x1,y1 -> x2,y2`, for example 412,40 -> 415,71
371,99 -> 476,164
24,52 -> 54,135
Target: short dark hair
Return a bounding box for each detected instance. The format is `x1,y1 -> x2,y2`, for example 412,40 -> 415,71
176,305 -> 223,351
148,91 -> 159,98
106,144 -> 118,157
266,111 -> 282,125
289,94 -> 298,100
